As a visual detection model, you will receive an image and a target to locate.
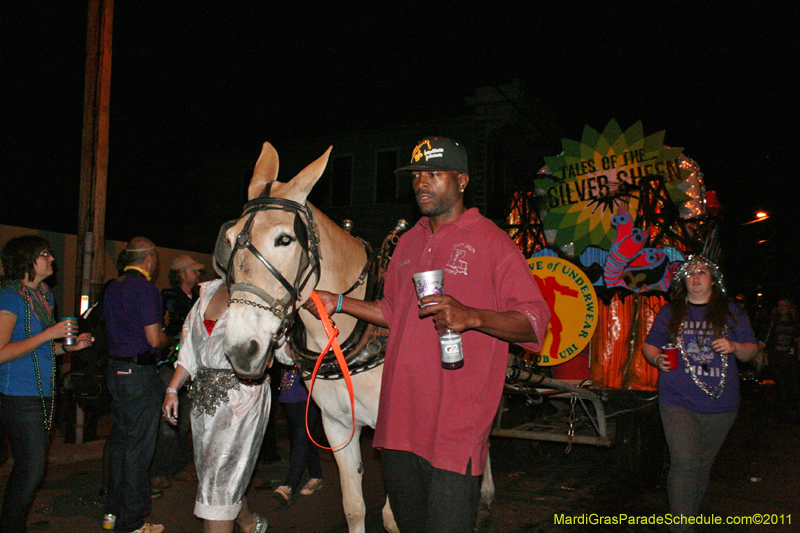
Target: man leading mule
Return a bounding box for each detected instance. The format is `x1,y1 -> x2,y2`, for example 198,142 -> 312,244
306,136 -> 551,532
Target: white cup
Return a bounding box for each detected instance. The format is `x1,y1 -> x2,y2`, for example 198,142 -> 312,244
412,270 -> 444,306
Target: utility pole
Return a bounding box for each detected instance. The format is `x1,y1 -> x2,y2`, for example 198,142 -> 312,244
76,0 -> 114,314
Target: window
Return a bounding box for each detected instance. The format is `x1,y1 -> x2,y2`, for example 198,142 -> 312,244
375,150 -> 398,203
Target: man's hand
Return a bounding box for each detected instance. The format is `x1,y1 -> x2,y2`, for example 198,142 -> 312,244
302,290 -> 338,318
302,290 -> 389,328
419,295 -> 538,344
418,295 -> 475,332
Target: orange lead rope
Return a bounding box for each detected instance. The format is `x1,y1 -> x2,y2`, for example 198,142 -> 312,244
305,291 -> 357,451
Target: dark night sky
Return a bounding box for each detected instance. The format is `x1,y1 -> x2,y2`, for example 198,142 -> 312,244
2,2 -> 798,296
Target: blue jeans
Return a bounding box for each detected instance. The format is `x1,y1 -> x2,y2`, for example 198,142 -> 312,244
381,449 -> 480,533
104,360 -> 162,532
0,394 -> 51,533
282,399 -> 323,492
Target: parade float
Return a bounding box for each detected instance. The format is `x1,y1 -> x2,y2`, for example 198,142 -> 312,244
492,119 -> 720,474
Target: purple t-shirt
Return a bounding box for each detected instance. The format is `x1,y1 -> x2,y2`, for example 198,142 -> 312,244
761,319 -> 800,372
103,271 -> 163,359
645,301 -> 756,414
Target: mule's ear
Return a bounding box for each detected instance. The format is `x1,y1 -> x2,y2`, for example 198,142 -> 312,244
291,146 -> 333,200
248,142 -> 280,200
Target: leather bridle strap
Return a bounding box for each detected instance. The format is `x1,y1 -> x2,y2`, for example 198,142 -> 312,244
226,183 -> 321,320
341,238 -> 373,297
305,291 -> 356,451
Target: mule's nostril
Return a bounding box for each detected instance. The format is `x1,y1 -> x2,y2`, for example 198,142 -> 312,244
228,341 -> 260,363
246,340 -> 260,358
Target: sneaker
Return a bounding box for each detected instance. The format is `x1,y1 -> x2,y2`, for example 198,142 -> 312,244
273,485 -> 292,505
130,524 -> 164,533
299,478 -> 323,496
102,514 -> 116,530
253,512 -> 268,533
150,475 -> 172,490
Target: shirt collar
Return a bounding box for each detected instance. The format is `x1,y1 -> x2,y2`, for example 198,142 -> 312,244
416,207 -> 481,234
124,265 -> 152,281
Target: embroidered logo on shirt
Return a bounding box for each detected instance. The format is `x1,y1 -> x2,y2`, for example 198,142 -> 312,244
445,244 -> 474,275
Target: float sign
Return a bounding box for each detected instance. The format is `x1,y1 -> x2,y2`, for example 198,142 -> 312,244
529,256 -> 598,366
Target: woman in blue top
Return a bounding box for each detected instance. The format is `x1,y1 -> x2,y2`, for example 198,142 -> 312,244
0,236 -> 93,532
643,256 -> 758,532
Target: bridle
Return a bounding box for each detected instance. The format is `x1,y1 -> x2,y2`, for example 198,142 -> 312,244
216,181 -> 321,335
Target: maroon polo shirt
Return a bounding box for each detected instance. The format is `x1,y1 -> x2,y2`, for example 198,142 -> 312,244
375,208 -> 549,475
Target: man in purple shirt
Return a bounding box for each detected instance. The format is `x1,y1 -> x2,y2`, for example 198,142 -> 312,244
307,137 -> 550,532
103,237 -> 174,533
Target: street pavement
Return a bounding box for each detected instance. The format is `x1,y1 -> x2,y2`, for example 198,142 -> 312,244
2,410 -> 390,533
2,380 -> 798,532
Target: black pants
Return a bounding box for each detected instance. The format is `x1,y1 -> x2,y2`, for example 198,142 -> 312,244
381,449 -> 480,533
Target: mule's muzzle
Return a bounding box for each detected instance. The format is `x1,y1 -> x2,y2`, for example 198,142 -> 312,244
226,339 -> 273,379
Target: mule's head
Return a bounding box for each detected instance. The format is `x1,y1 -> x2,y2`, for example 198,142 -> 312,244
220,142 -> 331,378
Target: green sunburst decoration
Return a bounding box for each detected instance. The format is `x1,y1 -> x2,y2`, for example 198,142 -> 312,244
535,120 -> 693,256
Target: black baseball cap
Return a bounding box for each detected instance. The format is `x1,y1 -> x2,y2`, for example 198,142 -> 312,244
394,136 -> 468,176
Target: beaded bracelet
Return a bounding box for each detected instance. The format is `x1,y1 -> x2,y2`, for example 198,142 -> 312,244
335,293 -> 343,313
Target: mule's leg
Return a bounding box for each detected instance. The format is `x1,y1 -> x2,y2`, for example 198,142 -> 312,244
322,415 -> 368,533
381,496 -> 399,533
476,448 -> 495,531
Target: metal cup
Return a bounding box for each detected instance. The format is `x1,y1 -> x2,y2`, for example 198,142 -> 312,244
412,270 -> 444,306
662,344 -> 679,370
62,317 -> 78,346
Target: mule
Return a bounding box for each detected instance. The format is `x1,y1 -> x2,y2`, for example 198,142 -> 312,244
220,142 -> 493,533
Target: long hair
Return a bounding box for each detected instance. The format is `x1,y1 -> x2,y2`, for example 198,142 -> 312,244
1,235 -> 50,281
667,272 -> 732,342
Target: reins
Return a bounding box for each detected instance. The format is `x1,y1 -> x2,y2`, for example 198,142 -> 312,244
305,291 -> 357,451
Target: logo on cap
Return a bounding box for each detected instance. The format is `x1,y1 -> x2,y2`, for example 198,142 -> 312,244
396,136 -> 468,175
411,140 -> 433,163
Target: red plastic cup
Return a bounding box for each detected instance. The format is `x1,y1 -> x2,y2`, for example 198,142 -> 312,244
662,344 -> 679,370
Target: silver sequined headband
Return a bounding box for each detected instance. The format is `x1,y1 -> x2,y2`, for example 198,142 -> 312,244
671,255 -> 726,295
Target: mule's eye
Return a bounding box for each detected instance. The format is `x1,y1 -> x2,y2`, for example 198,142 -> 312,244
275,234 -> 294,247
